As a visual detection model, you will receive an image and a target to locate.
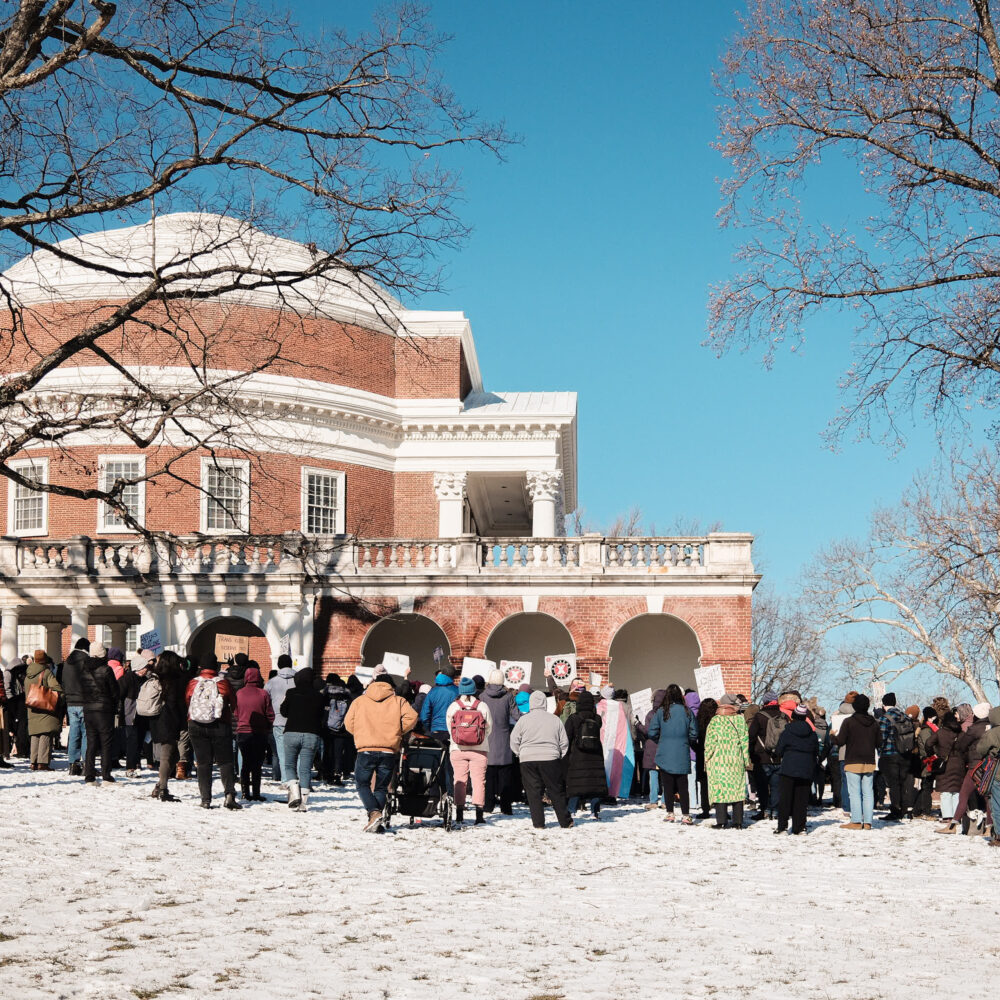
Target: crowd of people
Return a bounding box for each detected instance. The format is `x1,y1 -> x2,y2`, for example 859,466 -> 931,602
2,642 -> 998,842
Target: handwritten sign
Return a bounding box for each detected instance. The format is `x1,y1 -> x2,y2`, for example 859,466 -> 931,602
589,672 -> 603,689
694,664 -> 726,701
214,634 -> 249,662
382,652 -> 410,677
631,687 -> 653,724
139,629 -> 163,655
279,635 -> 291,657
354,665 -> 374,688
461,656 -> 495,680
500,660 -> 532,688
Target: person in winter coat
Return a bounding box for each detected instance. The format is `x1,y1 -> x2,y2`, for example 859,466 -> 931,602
264,654 -> 297,782
61,637 -> 90,775
564,691 -> 608,820
775,703 -> 819,835
186,654 -> 240,809
412,683 -> 431,723
973,705 -> 1000,846
514,683 -> 532,717
834,693 -> 881,830
694,698 -> 718,819
646,684 -> 698,824
912,707 -> 939,818
235,666 -> 274,801
419,668 -> 459,792
636,688 -> 667,809
279,667 -> 325,811
509,690 -> 572,829
939,701 -> 992,834
80,642 -> 121,784
24,651 -> 62,770
344,675 -> 418,832
321,673 -> 353,785
926,711 -> 964,822
479,670 -> 520,814
703,694 -> 750,829
121,651 -> 155,777
828,698 -> 857,817
874,693 -> 914,821
445,677 -> 493,827
684,690 -> 702,812
4,659 -> 28,759
748,690 -> 782,819
148,650 -> 188,802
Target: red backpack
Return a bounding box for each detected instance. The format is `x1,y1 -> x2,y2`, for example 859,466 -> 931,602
451,700 -> 487,746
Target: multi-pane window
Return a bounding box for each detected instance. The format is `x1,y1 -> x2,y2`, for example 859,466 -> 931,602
101,625 -> 139,654
99,457 -> 144,531
7,459 -> 47,535
202,458 -> 249,532
302,468 -> 345,535
17,625 -> 46,657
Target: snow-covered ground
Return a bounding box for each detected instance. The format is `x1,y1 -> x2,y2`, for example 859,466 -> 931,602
0,762 -> 995,1000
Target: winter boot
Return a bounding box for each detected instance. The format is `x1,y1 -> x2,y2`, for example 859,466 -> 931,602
364,810 -> 383,833
454,806 -> 464,828
175,762 -> 188,780
297,792 -> 309,813
224,792 -> 242,810
150,785 -> 162,799
69,762 -> 83,776
287,780 -> 302,809
474,807 -> 485,826
159,788 -> 180,803
592,802 -> 601,821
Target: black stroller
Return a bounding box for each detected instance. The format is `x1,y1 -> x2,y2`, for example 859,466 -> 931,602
384,734 -> 453,830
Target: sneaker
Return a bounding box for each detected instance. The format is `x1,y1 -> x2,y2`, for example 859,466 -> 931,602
364,811 -> 383,833
664,812 -> 675,823
644,802 -> 659,811
68,762 -> 82,776
126,769 -> 138,778
935,824 -> 958,835
840,822 -> 863,830
680,815 -> 693,825
862,823 -> 872,830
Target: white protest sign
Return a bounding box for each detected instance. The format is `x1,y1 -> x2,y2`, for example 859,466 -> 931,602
461,656 -> 494,680
544,653 -> 577,688
354,665 -> 374,688
500,660 -> 532,688
630,687 -> 653,724
546,695 -> 558,714
694,663 -> 726,701
139,629 -> 163,655
872,680 -> 886,705
589,672 -> 603,689
382,651 -> 410,677
279,634 -> 291,657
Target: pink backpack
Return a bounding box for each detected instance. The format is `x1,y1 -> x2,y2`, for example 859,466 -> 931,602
451,700 -> 487,747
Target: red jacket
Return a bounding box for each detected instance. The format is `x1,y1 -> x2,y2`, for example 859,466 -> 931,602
185,670 -> 237,723
234,667 -> 275,735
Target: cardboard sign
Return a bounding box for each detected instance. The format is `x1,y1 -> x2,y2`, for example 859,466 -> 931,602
215,633 -> 250,662
630,687 -> 653,724
354,665 -> 374,688
500,660 -> 532,688
139,629 -> 163,655
382,652 -> 410,677
589,672 -> 603,689
279,635 -> 291,657
544,653 -> 577,688
694,663 -> 726,701
461,656 -> 494,680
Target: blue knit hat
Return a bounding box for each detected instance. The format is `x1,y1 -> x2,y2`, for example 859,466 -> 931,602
458,676 -> 476,696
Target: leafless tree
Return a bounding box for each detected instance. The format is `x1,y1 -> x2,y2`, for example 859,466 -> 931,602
710,0 -> 1000,442
751,583 -> 826,701
803,448 -> 1000,702
0,1 -> 507,530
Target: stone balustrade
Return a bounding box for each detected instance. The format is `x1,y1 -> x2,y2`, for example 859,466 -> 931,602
0,532 -> 754,579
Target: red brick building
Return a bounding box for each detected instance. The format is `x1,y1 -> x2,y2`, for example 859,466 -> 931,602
0,214 -> 758,695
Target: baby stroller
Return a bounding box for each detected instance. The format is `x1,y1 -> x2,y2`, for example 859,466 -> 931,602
384,734 -> 453,830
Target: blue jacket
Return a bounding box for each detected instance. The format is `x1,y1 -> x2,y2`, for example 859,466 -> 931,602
647,703 -> 697,774
776,717 -> 819,779
419,673 -> 458,734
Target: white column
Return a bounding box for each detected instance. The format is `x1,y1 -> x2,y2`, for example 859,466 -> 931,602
109,623 -> 128,653
277,605 -> 302,659
434,472 -> 468,538
526,470 -> 563,538
69,606 -> 90,645
45,622 -> 63,663
138,601 -> 166,647
1,607 -> 19,665
300,600 -> 314,669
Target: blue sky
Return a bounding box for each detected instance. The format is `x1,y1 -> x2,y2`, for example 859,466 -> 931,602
303,2 -> 971,593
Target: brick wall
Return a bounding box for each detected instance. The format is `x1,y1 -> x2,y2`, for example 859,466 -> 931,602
392,472 -> 438,537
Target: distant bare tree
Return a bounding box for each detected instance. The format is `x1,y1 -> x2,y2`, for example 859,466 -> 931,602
0,1 -> 507,530
711,0 -> 1000,441
568,507 -> 722,538
751,583 -> 825,701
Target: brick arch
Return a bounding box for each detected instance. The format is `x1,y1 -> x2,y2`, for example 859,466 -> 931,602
468,599 -> 528,658
601,607 -> 713,662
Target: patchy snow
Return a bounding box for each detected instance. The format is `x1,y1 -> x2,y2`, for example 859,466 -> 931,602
0,763 -> 996,1000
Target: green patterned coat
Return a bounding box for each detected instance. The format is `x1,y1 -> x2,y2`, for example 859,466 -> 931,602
704,713 -> 750,804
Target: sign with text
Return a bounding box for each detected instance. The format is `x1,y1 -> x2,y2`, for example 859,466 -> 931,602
139,629 -> 163,655
872,681 -> 886,705
500,660 -> 532,688
589,672 -> 603,689
544,653 -> 577,688
382,652 -> 410,677
214,633 -> 250,662
694,663 -> 726,701
461,656 -> 495,681
630,687 -> 653,724
353,665 -> 374,688
279,634 -> 291,657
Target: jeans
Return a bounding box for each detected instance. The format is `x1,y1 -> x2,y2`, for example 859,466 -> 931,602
761,763 -> 780,813
271,725 -> 285,781
939,790 -> 959,820
568,795 -> 601,814
430,731 -> 453,794
845,770 -> 874,826
354,750 -> 397,815
323,730 -> 352,779
66,705 -> 87,764
688,769 -> 700,810
125,716 -> 151,770
648,768 -> 662,805
83,708 -> 115,780
189,719 -> 236,803
878,752 -> 911,817
283,731 -> 320,791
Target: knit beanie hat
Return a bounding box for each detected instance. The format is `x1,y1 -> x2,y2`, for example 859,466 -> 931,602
973,702 -> 991,720
600,685 -> 615,701
853,694 -> 871,714
882,692 -> 897,707
276,654 -> 292,671
793,703 -> 809,716
905,705 -> 920,719
32,649 -> 47,663
458,677 -> 477,696
74,637 -> 90,652
108,647 -> 125,664
91,642 -> 107,659
761,690 -> 778,705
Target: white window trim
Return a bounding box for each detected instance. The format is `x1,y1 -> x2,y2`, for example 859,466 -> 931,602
300,466 -> 347,536
200,456 -> 250,534
97,454 -> 147,534
7,457 -> 49,537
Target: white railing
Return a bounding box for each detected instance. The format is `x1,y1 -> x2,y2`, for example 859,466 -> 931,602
481,538 -> 582,570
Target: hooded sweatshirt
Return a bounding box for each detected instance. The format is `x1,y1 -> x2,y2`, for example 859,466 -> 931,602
235,667 -> 275,735
836,709 -> 881,768
419,672 -> 459,734
279,668 -> 326,735
509,690 -> 568,762
265,664 -> 297,727
829,701 -> 856,762
479,683 -> 520,766
344,679 -> 418,753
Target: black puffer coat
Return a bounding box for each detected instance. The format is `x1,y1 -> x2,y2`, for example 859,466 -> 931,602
79,656 -> 119,713
927,721 -> 965,794
61,648 -> 89,707
956,719 -> 990,767
564,694 -> 609,800
148,667 -> 189,744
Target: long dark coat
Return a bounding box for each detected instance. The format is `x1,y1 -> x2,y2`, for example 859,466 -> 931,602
564,707 -> 609,800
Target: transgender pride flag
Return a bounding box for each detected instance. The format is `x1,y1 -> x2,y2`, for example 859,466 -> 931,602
596,698 -> 635,798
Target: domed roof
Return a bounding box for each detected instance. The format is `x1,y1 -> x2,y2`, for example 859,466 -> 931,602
3,212 -> 401,328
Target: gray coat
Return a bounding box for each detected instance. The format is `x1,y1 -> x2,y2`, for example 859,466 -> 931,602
479,684 -> 519,766
509,691 -> 568,762
265,666 -> 296,727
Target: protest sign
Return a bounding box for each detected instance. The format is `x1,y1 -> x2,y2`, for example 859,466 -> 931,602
382,652 -> 410,677
214,633 -> 249,662
353,665 -> 374,688
693,663 -> 726,701
589,672 -> 603,689
139,629 -> 163,655
544,653 -> 577,687
630,687 -> 653,724
500,660 -> 532,688
279,635 -> 291,657
461,656 -> 495,680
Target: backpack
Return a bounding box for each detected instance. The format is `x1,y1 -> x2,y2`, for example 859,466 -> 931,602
576,715 -> 602,753
188,676 -> 224,723
891,713 -> 916,754
763,712 -> 789,753
326,694 -> 349,732
135,675 -> 163,718
451,700 -> 487,746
